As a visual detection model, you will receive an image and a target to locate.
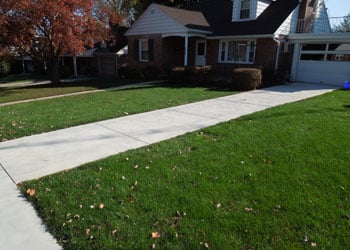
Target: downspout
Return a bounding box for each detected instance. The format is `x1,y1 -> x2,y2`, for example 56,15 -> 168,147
273,35 -> 281,73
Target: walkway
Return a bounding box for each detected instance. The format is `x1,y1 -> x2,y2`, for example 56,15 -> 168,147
0,83 -> 337,249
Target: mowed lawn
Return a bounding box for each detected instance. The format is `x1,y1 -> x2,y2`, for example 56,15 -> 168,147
20,90 -> 350,249
0,83 -> 233,141
0,77 -> 137,104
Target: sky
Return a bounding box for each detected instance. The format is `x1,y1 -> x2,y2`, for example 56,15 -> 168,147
324,0 -> 350,17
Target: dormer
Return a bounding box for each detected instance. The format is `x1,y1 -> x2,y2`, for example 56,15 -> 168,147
231,0 -> 272,22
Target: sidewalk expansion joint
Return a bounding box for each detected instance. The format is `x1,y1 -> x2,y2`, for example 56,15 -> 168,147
95,123 -> 150,146
0,162 -> 17,185
216,98 -> 272,108
169,109 -> 223,121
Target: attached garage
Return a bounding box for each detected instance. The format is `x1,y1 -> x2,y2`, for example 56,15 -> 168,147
290,33 -> 350,87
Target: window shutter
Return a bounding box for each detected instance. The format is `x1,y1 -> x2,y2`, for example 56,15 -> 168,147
134,40 -> 139,61
148,39 -> 154,61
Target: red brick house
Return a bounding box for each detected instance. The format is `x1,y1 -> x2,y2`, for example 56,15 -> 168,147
125,0 -> 300,76
125,0 -> 350,86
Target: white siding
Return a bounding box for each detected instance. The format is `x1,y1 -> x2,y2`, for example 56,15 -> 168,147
232,0 -> 270,22
313,0 -> 331,32
126,4 -> 186,36
232,0 -> 242,21
276,7 -> 300,35
256,0 -> 269,18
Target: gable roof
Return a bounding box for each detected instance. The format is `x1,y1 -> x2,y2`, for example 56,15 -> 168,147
154,3 -> 210,31
185,0 -> 300,36
126,0 -> 300,37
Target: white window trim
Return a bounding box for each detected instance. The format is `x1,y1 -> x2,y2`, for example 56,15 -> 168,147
139,39 -> 149,62
218,39 -> 256,64
239,0 -> 251,20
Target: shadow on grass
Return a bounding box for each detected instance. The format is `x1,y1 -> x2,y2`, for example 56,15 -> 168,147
110,81 -> 234,93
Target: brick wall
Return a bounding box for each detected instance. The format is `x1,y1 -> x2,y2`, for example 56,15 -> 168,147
206,40 -> 219,65
255,38 -> 278,73
127,34 -> 163,69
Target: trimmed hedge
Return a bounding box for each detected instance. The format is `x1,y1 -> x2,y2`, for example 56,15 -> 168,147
168,65 -> 213,84
233,68 -> 262,91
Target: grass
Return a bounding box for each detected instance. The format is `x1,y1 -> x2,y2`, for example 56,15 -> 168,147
0,73 -> 49,84
0,77 -> 139,104
0,83 -> 233,141
20,90 -> 350,249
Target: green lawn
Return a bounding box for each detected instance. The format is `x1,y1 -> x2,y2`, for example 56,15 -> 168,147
0,83 -> 233,141
0,73 -> 48,84
20,90 -> 350,249
0,78 -> 138,104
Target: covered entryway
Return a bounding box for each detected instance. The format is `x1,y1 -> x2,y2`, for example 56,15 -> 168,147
290,33 -> 350,86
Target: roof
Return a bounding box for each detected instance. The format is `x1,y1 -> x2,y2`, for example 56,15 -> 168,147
154,3 -> 210,31
185,0 -> 300,36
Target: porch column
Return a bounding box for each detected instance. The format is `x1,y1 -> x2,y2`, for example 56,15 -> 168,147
73,56 -> 78,78
184,34 -> 189,66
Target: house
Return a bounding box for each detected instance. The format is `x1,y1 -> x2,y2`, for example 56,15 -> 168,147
125,0 -> 350,86
61,26 -> 128,78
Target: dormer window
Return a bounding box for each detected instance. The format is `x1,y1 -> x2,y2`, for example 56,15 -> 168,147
240,0 -> 250,19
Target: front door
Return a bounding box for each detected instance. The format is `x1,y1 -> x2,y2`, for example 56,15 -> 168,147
195,40 -> 207,66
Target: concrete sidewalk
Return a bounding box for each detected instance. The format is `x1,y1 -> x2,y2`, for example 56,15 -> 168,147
0,82 -> 337,249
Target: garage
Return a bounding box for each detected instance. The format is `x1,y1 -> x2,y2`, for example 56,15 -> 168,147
290,33 -> 350,87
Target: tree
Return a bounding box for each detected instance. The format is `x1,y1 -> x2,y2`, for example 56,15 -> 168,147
1,0 -> 110,83
334,13 -> 350,32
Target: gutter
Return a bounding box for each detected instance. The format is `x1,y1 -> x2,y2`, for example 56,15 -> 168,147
207,34 -> 275,40
273,35 -> 281,73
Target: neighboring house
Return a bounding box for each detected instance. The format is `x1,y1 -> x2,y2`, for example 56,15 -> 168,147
62,26 -> 128,78
125,0 -> 350,86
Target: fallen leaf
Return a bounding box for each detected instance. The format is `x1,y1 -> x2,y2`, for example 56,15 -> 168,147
245,207 -> 254,213
26,188 -> 36,197
151,232 -> 161,238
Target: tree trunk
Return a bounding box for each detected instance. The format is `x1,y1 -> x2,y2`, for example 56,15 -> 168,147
50,58 -> 60,84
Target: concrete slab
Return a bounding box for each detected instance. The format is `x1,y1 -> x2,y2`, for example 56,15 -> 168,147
0,168 -> 61,250
0,123 -> 147,183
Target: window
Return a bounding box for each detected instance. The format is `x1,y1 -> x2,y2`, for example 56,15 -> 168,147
139,39 -> 149,61
240,0 -> 250,19
300,43 -> 350,62
134,39 -> 154,62
219,40 -> 256,64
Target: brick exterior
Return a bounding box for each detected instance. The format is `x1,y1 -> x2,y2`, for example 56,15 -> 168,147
127,34 -> 163,69
255,38 -> 278,73
206,40 -> 219,65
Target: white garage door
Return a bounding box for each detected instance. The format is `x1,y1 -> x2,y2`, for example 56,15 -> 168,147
296,43 -> 350,86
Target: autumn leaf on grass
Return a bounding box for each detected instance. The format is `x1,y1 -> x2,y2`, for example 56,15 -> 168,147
245,207 -> 254,213
26,188 -> 36,197
151,232 -> 161,238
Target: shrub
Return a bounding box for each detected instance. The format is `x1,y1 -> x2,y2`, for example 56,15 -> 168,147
140,66 -> 161,80
118,66 -> 141,80
168,67 -> 186,83
168,65 -> 214,84
233,68 -> 262,91
185,65 -> 213,84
